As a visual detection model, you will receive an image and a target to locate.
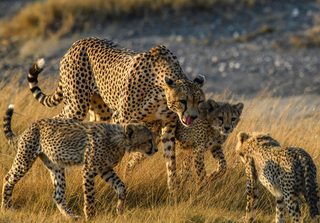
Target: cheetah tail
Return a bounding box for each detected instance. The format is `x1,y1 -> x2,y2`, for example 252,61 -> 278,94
28,58 -> 63,107
3,104 -> 16,146
302,152 -> 320,218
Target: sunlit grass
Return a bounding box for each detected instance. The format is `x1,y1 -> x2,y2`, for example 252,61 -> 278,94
0,78 -> 319,222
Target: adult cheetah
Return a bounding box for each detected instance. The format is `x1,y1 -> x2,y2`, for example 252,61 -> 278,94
2,105 -> 157,220
236,132 -> 319,223
27,37 -> 205,191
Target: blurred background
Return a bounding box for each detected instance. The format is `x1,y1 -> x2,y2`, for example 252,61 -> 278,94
1,0 -> 320,97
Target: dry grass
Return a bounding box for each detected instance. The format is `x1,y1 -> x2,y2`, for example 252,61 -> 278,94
0,0 -> 257,42
0,77 -> 319,222
290,15 -> 320,48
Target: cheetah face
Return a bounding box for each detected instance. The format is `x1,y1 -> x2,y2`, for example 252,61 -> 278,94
164,75 -> 205,127
125,123 -> 158,156
206,100 -> 244,136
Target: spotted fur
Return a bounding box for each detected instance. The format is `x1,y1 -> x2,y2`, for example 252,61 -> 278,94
126,100 -> 244,189
236,132 -> 319,223
176,100 -> 243,188
27,37 -> 205,192
1,105 -> 157,220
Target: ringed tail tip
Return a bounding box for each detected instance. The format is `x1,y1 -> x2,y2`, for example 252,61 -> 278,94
36,58 -> 45,69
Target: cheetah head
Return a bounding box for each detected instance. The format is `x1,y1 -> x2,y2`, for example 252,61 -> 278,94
124,123 -> 158,156
164,75 -> 206,127
236,132 -> 281,163
206,100 -> 244,136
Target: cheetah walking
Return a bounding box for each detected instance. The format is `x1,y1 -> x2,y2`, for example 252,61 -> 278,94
27,37 -> 205,192
236,132 -> 319,223
2,105 -> 157,220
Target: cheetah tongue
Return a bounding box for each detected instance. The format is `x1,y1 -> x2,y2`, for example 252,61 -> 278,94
185,116 -> 193,125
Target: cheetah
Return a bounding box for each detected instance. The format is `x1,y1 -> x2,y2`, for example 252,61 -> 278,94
236,131 -> 319,223
2,105 -> 157,220
27,37 -> 205,191
126,100 -> 244,189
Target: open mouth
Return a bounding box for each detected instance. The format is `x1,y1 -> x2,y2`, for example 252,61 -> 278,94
181,116 -> 194,126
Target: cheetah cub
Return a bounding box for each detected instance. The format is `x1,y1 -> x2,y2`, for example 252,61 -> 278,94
2,105 -> 157,220
176,99 -> 243,187
236,132 -> 319,223
126,100 -> 244,188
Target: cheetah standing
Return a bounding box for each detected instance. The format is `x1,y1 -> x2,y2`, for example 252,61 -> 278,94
236,131 -> 319,223
176,100 -> 243,188
27,37 -> 205,192
126,99 -> 244,189
2,105 -> 157,220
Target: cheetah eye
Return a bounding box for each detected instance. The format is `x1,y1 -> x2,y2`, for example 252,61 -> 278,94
218,116 -> 223,122
179,100 -> 187,105
231,117 -> 237,122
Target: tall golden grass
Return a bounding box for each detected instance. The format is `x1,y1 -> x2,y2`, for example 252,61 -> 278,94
0,77 -> 319,222
0,0 -> 256,41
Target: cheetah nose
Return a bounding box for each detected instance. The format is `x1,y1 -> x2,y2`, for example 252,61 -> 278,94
224,126 -> 231,132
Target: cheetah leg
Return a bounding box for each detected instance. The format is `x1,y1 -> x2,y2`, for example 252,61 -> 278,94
179,151 -> 193,188
55,86 -> 92,120
125,152 -> 146,178
208,145 -> 227,181
245,158 -> 258,223
83,166 -> 97,220
88,109 -> 99,122
275,196 -> 285,223
39,154 -> 76,218
161,120 -> 177,193
88,93 -> 113,122
283,191 -> 301,223
2,144 -> 38,209
193,147 -> 206,189
99,168 -> 126,215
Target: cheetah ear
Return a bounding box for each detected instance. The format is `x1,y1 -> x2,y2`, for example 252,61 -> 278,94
125,124 -> 135,139
164,76 -> 176,88
149,45 -> 167,56
238,131 -> 250,144
233,103 -> 244,114
193,74 -> 205,87
207,99 -> 219,113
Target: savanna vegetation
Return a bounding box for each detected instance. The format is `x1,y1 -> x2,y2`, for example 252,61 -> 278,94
0,79 -> 318,222
0,0 -> 319,222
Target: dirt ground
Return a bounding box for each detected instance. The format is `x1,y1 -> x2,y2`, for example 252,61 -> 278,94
0,0 -> 319,97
